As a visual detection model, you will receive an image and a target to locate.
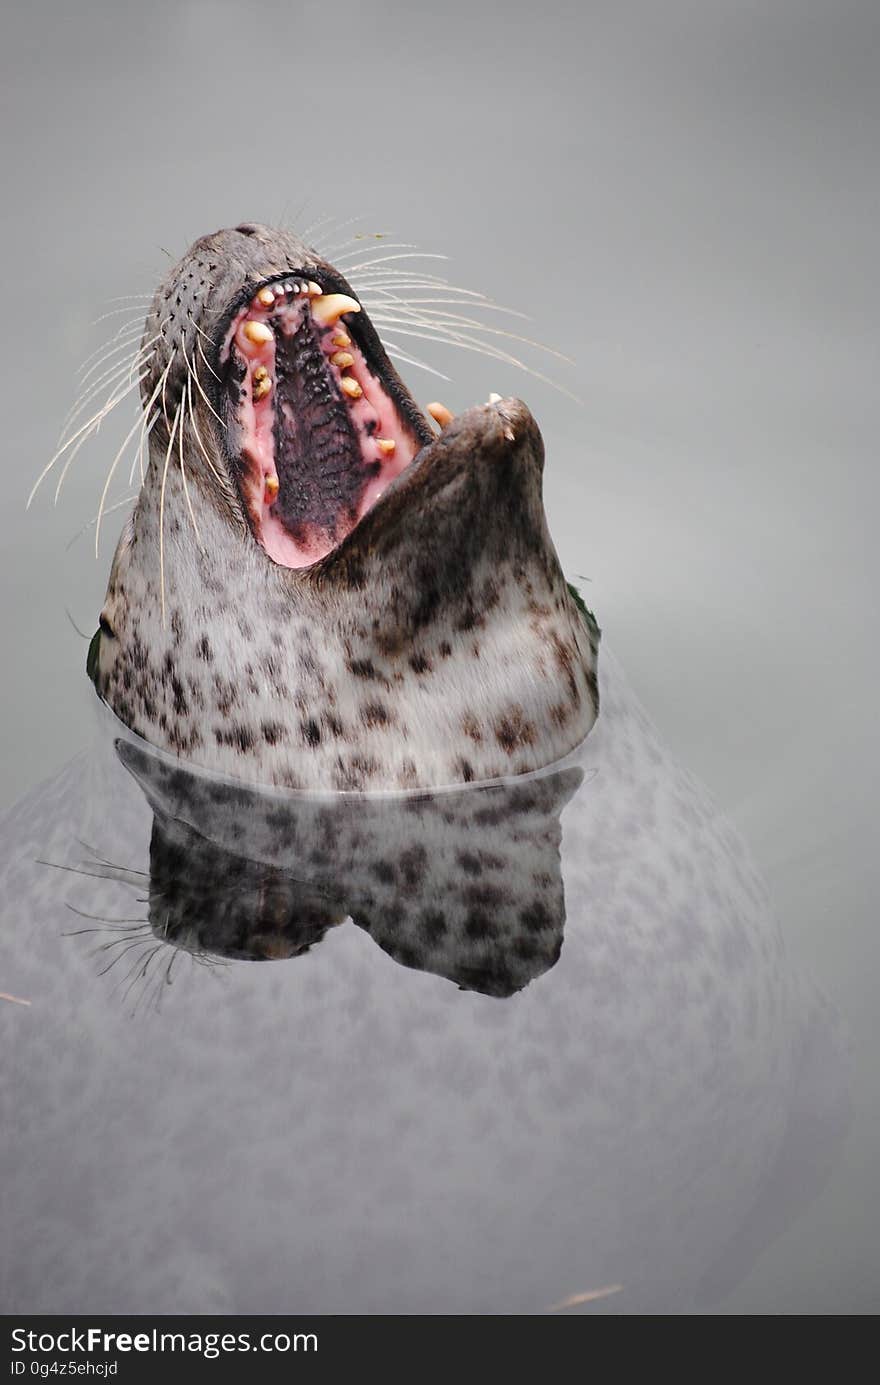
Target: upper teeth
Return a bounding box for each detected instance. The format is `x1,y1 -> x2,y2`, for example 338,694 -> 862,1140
311,294 -> 361,327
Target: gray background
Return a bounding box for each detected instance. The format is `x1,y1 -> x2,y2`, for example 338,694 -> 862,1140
1,0 -> 877,1312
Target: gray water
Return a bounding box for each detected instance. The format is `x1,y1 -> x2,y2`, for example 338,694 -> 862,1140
1,0 -> 878,1314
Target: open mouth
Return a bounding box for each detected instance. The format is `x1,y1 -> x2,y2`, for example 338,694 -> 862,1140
219,275 -> 432,568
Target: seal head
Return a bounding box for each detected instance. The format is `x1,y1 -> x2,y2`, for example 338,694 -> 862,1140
90,224 -> 599,790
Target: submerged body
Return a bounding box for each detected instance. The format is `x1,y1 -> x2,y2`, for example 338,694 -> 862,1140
86,224 -> 598,790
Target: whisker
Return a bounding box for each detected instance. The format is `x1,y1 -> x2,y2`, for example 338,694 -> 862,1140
97,937 -> 157,977
129,411 -> 158,486
65,903 -> 147,924
119,941 -> 166,1007
59,341 -> 155,447
381,341 -> 452,382
54,358 -> 156,506
159,397 -> 183,625
90,306 -> 152,328
195,333 -> 222,384
190,349 -> 227,431
64,925 -> 149,938
36,858 -> 145,886
74,325 -> 152,393
186,371 -> 227,490
333,242 -> 419,264
316,213 -> 389,254
95,365 -> 169,554
188,315 -> 220,354
299,212 -> 339,245
365,301 -> 574,364
28,371 -> 148,509
359,294 -> 530,321
350,272 -> 500,299
65,493 -> 138,551
177,405 -> 202,548
367,319 -> 581,402
76,839 -> 143,871
336,251 -> 448,274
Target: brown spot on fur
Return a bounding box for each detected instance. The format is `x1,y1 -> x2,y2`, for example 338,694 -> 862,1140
461,713 -> 483,743
549,701 -> 570,728
361,701 -> 394,730
495,706 -> 537,754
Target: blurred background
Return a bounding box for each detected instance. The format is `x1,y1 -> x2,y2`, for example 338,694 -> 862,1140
1,0 -> 877,1311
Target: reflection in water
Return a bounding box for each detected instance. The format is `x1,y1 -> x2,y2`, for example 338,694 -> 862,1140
118,736 -> 582,997
0,654 -> 852,1314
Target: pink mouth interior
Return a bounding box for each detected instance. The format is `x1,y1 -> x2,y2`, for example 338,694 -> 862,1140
220,282 -> 419,568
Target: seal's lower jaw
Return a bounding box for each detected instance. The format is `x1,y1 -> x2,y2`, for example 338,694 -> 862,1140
221,277 -> 430,568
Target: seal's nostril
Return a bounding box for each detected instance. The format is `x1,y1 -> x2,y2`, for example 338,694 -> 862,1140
236,223 -> 259,237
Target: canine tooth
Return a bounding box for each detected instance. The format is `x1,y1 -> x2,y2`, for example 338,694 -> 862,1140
376,438 -> 396,455
331,330 -> 351,348
265,474 -> 279,501
311,294 -> 361,326
255,286 -> 275,308
488,392 -> 502,403
243,320 -> 273,346
330,350 -> 355,368
340,376 -> 362,400
427,402 -> 454,429
307,281 -> 323,296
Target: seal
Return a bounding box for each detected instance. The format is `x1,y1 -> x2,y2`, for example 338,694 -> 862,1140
79,224 -> 599,791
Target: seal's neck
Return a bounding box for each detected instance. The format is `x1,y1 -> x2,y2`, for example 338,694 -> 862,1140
95,399 -> 599,791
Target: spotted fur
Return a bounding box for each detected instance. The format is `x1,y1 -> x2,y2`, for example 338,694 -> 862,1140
90,225 -> 598,790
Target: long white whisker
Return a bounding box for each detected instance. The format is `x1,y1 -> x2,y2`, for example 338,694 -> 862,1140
73,332 -> 158,404
28,372 -> 148,508
89,306 -> 151,328
188,315 -> 219,353
195,333 -> 222,383
347,267 -> 465,283
95,366 -> 169,554
129,411 -> 158,486
177,409 -> 202,548
316,214 -> 389,253
54,348 -> 152,503
75,323 -> 147,382
59,341 -> 157,446
186,372 -> 226,489
360,294 -> 530,321
365,303 -> 574,364
159,399 -> 183,625
333,242 -> 419,264
340,251 -> 448,274
350,271 -> 498,298
367,319 -> 581,402
190,349 -> 227,430
66,493 -> 139,550
381,341 -> 452,382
